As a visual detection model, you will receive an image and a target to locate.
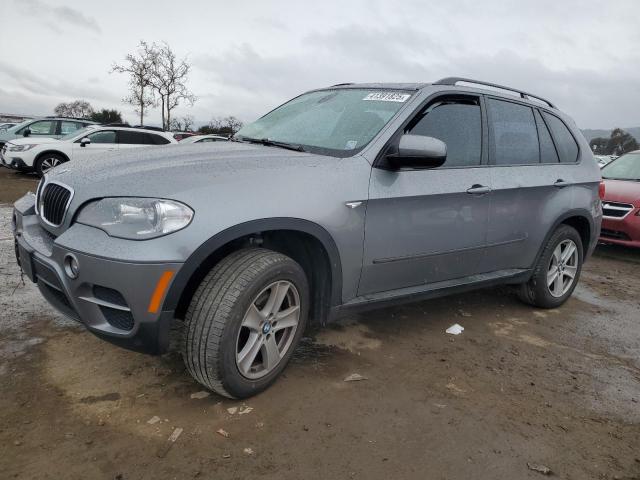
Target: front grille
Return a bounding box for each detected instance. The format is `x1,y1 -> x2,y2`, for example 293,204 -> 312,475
602,200 -> 634,218
40,183 -> 72,226
601,229 -> 631,241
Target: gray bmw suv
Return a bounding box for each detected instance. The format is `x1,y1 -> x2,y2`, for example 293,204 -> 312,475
13,78 -> 603,398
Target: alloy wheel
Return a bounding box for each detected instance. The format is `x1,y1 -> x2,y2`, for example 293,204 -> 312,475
547,239 -> 579,298
40,157 -> 62,173
236,280 -> 300,379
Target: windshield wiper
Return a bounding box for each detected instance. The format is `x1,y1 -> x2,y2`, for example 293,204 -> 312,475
240,137 -> 305,152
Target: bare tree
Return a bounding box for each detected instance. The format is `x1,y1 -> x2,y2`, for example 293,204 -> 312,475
149,42 -> 197,130
54,100 -> 94,118
198,116 -> 243,135
111,41 -> 156,125
169,115 -> 194,132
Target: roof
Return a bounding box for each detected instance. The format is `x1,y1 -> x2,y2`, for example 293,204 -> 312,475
327,77 -> 556,109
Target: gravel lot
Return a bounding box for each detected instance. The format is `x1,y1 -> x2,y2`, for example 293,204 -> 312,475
1,168 -> 639,479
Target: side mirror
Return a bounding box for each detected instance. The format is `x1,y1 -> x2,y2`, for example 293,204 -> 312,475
386,134 -> 447,169
23,128 -> 31,137
80,137 -> 91,147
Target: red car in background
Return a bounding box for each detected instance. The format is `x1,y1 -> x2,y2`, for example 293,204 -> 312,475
599,150 -> 640,248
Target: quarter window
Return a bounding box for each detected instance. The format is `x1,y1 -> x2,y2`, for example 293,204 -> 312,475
542,112 -> 579,163
408,99 -> 482,167
149,134 -> 171,145
488,99 -> 539,165
534,110 -> 559,163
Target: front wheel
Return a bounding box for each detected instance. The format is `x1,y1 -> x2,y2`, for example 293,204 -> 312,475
182,248 -> 309,398
517,225 -> 583,309
35,153 -> 66,176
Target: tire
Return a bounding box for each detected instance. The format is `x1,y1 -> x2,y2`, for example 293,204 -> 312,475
517,225 -> 583,308
35,153 -> 67,176
182,248 -> 309,399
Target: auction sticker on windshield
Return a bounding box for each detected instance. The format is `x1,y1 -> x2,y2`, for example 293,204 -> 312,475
363,92 -> 411,102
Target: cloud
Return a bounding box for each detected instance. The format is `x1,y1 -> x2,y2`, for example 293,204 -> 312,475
17,0 -> 101,33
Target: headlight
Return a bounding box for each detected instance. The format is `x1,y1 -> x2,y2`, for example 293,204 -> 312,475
76,198 -> 194,240
8,144 -> 37,152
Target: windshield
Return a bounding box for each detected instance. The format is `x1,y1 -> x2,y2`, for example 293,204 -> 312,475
236,89 -> 413,156
602,153 -> 640,181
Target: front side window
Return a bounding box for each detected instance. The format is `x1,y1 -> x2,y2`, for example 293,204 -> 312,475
488,99 -> 539,165
149,134 -> 171,145
542,112 -> 579,163
236,89 -> 413,156
408,98 -> 482,167
87,130 -> 116,144
28,120 -> 56,135
601,153 -> 640,181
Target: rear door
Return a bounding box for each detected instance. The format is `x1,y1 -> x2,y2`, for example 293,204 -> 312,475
359,94 -> 492,295
71,129 -> 119,160
482,97 -> 579,272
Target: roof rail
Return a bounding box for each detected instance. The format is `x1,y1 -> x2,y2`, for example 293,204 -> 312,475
331,83 -> 354,87
44,115 -> 99,122
433,77 -> 556,109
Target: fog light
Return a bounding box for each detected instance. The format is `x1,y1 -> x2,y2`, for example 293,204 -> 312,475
64,254 -> 79,279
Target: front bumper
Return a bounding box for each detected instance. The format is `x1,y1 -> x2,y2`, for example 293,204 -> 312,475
600,208 -> 640,248
13,194 -> 182,354
1,146 -> 29,170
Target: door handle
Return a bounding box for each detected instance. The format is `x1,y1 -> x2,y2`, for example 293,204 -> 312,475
466,184 -> 492,195
554,179 -> 570,188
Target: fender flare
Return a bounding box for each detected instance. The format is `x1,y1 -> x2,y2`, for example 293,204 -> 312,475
532,208 -> 596,267
162,217 -> 344,312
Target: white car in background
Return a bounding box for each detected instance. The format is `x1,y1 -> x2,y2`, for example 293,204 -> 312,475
179,134 -> 229,144
1,126 -> 177,176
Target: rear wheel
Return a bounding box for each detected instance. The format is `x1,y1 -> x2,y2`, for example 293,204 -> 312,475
517,225 -> 583,308
182,248 -> 309,398
35,153 -> 66,176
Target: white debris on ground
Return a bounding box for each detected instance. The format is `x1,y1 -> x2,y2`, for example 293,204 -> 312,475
343,373 -> 368,382
445,324 -> 464,335
190,391 -> 210,400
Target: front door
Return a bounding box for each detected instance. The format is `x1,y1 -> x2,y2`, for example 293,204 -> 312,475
72,129 -> 119,161
358,95 -> 492,295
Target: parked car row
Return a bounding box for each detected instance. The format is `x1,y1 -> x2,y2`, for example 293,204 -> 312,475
0,116 -> 230,176
1,125 -> 177,175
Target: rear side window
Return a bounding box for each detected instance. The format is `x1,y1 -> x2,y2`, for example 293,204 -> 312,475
541,112 -> 579,163
60,121 -> 84,135
408,99 -> 482,167
119,131 -> 152,145
488,99 -> 539,165
534,110 -> 559,163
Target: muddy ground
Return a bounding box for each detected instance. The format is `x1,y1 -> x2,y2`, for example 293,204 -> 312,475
1,167 -> 639,479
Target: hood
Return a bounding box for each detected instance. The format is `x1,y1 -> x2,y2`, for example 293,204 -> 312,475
9,137 -> 60,146
603,179 -> 640,205
47,141 -> 341,202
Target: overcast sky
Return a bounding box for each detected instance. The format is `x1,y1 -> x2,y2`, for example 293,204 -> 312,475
1,0 -> 639,129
